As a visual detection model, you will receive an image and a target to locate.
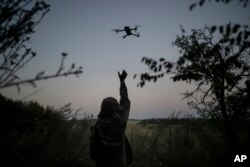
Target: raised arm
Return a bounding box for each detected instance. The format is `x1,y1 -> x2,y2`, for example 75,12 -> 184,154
118,70 -> 130,122
119,71 -> 128,100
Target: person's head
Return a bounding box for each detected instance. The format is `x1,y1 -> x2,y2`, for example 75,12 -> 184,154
98,97 -> 119,118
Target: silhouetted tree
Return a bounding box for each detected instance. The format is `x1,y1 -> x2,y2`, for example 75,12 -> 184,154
0,0 -> 83,92
135,25 -> 250,156
135,0 -> 250,158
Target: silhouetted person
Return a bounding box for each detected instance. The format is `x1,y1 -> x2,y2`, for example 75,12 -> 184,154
89,70 -> 132,167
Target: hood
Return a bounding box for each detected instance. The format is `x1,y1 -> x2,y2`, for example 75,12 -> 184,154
98,97 -> 119,118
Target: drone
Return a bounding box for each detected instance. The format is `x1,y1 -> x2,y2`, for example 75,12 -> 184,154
112,25 -> 140,39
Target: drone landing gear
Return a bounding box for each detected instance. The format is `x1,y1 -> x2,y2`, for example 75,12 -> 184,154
132,33 -> 140,37
123,35 -> 128,39
122,33 -> 139,39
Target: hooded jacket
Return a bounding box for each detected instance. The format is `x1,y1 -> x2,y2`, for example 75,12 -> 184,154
90,81 -> 131,167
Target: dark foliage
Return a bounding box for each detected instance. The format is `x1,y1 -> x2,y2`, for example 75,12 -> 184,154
135,0 -> 250,160
189,0 -> 250,56
0,0 -> 83,92
136,26 -> 250,88
136,26 -> 250,158
189,0 -> 249,10
0,94 -> 91,167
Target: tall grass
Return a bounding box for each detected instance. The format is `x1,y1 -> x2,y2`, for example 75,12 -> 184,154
129,113 -> 228,167
0,94 -> 94,167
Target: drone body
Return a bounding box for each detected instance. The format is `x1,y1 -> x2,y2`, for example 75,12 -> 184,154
113,26 -> 140,39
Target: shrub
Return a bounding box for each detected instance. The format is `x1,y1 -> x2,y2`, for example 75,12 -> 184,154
0,94 -> 92,167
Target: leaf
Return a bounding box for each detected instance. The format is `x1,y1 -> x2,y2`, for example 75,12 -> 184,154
225,47 -> 230,52
199,0 -> 205,6
226,24 -> 231,35
244,31 -> 250,40
151,62 -> 157,68
232,24 -> 240,33
140,81 -> 145,87
230,38 -> 235,45
211,26 -> 217,33
31,51 -> 36,57
236,32 -> 242,45
159,58 -> 165,62
36,71 -> 45,78
61,52 -> 68,57
180,25 -> 186,33
146,59 -> 152,65
189,3 -> 196,10
10,60 -> 16,65
219,26 -> 224,34
71,63 -> 75,69
158,65 -> 162,72
153,77 -> 157,82
133,74 -> 137,79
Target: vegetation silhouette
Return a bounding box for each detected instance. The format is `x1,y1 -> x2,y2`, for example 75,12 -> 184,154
0,1 -> 84,166
135,1 -> 250,165
189,0 -> 249,11
2,93 -> 237,167
0,0 -> 83,92
0,94 -> 93,167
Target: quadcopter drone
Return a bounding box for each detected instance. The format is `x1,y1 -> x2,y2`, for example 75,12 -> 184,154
112,25 -> 140,39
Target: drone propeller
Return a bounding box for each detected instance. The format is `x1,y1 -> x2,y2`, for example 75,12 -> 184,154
111,29 -> 119,33
134,25 -> 141,31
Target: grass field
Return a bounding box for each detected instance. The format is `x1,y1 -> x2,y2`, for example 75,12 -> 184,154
125,119 -> 230,167
61,118 -> 250,167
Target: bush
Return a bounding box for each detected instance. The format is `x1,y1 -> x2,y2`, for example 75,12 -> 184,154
0,94 -> 92,167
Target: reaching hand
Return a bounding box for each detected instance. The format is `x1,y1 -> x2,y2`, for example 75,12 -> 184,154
118,70 -> 127,82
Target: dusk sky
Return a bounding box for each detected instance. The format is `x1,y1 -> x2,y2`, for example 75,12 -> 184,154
1,0 -> 249,119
